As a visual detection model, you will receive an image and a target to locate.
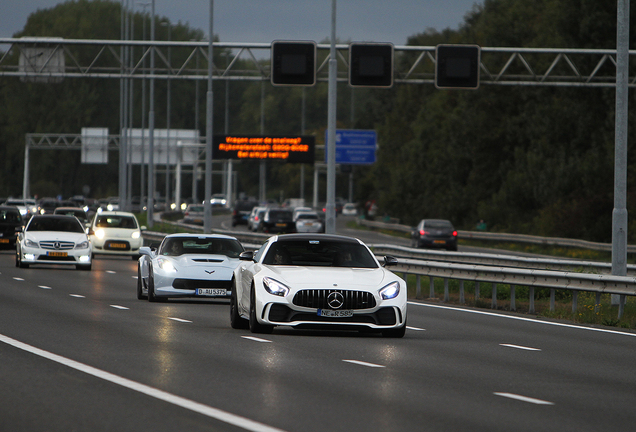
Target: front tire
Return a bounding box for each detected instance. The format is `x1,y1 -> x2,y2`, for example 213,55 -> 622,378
382,322 -> 406,338
249,286 -> 273,334
147,266 -> 166,302
137,263 -> 147,300
230,281 -> 249,329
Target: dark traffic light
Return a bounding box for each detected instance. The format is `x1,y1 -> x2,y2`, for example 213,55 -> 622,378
349,43 -> 394,88
435,44 -> 481,89
271,41 -> 316,86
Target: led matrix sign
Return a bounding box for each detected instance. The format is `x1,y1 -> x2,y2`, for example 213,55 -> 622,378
213,135 -> 315,163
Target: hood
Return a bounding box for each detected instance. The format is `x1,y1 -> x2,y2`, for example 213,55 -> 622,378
266,266 -> 391,289
26,231 -> 88,242
173,254 -> 239,271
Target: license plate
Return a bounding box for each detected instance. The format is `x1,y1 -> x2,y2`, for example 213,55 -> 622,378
318,309 -> 353,318
109,243 -> 127,249
196,288 -> 227,296
47,251 -> 68,257
0,239 -> 8,244
276,223 -> 287,227
433,240 -> 446,244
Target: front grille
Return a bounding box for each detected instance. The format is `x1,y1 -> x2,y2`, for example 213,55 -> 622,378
37,255 -> 76,262
172,278 -> 232,290
292,289 -> 376,310
39,241 -> 75,250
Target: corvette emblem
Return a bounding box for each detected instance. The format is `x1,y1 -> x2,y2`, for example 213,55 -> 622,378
204,270 -> 215,274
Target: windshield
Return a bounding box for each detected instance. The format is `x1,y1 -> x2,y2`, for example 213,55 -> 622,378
263,239 -> 378,268
160,237 -> 245,258
95,215 -> 138,229
0,209 -> 21,223
28,216 -> 84,233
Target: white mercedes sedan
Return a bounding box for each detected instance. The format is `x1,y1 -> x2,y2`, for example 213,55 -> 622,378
230,234 -> 407,337
16,214 -> 92,270
137,234 -> 245,302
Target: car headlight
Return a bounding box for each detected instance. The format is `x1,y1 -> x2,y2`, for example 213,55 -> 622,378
263,277 -> 290,297
75,241 -> 90,249
157,258 -> 177,272
25,239 -> 39,248
131,231 -> 141,239
379,281 -> 400,300
94,229 -> 105,239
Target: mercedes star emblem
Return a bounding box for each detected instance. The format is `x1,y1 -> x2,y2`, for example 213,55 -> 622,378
327,291 -> 345,310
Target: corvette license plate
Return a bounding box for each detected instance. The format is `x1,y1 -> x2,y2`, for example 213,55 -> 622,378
196,289 -> 227,296
318,309 -> 353,318
47,251 -> 68,257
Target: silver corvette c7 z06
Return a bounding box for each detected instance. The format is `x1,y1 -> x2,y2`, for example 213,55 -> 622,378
230,234 -> 407,337
137,234 -> 244,302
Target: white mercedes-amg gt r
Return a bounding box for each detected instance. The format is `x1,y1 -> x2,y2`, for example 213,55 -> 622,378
137,233 -> 244,302
231,233 -> 407,337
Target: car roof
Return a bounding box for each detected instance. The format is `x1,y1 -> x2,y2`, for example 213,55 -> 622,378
0,205 -> 20,212
163,233 -> 239,241
272,233 -> 362,244
55,207 -> 86,212
97,211 -> 137,217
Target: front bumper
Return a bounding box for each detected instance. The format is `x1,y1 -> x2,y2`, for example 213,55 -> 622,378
20,247 -> 92,266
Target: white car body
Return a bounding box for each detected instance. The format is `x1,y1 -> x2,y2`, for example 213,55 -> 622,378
137,233 -> 245,301
16,214 -> 92,270
294,211 -> 324,233
342,203 -> 358,216
231,234 -> 407,337
89,211 -> 145,259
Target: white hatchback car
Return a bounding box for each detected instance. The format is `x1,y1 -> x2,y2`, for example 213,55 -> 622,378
16,214 -> 92,270
231,234 -> 407,337
89,211 -> 145,260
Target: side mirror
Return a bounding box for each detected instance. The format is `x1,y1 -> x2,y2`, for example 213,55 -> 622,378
239,251 -> 255,261
383,255 -> 398,267
139,246 -> 154,258
140,225 -> 147,231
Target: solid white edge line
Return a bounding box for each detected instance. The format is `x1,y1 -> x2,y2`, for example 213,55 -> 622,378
241,336 -> 272,343
343,360 -> 385,368
500,344 -> 541,351
0,333 -> 287,432
494,392 -> 554,405
408,301 -> 636,337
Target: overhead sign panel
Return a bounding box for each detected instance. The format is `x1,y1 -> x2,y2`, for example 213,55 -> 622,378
325,129 -> 377,165
349,43 -> 394,88
435,44 -> 481,89
213,135 -> 315,163
271,41 -> 317,86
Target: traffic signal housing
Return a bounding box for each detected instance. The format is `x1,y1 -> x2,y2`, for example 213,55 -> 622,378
349,43 -> 394,88
435,44 -> 481,89
271,41 -> 316,86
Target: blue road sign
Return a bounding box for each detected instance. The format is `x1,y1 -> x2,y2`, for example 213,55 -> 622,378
325,129 -> 377,164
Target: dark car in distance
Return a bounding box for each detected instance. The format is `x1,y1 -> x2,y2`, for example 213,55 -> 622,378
0,206 -> 22,249
411,219 -> 458,251
260,208 -> 295,233
231,200 -> 258,227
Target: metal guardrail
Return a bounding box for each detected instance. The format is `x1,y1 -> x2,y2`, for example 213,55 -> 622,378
358,218 -> 636,254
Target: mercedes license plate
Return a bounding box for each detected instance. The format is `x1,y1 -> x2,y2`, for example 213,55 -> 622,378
318,309 -> 353,318
47,251 -> 68,257
196,288 -> 227,296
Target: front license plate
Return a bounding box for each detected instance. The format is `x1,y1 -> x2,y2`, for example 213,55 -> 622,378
196,288 -> 227,296
433,240 -> 446,244
0,239 -> 9,244
318,309 -> 353,318
47,251 -> 68,257
109,243 -> 128,249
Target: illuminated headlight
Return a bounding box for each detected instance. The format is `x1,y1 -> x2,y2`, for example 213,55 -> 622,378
78,255 -> 90,263
75,241 -> 89,249
131,231 -> 141,239
19,208 -> 27,216
25,239 -> 39,248
180,203 -> 187,211
107,204 -> 114,211
158,258 -> 177,272
263,277 -> 290,297
24,254 -> 36,260
95,229 -> 105,239
379,281 -> 400,300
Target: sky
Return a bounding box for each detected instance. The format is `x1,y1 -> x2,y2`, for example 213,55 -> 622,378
2,0 -> 482,45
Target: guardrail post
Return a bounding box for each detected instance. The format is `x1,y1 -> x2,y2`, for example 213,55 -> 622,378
510,284 -> 516,311
444,278 -> 449,302
491,283 -> 497,309
429,276 -> 435,299
529,287 -> 535,314
550,289 -> 555,312
572,290 -> 578,314
459,280 -> 465,304
475,282 -> 480,300
618,295 -> 626,319
416,275 -> 422,299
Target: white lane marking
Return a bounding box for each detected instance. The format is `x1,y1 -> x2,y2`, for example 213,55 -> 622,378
494,392 -> 554,405
0,333 -> 287,432
168,317 -> 192,323
409,302 -> 636,337
343,360 -> 385,368
110,305 -> 129,310
106,271 -> 116,274
406,326 -> 425,331
69,294 -> 85,298
13,277 -> 24,281
500,344 -> 541,351
38,286 -> 52,290
241,336 -> 272,343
